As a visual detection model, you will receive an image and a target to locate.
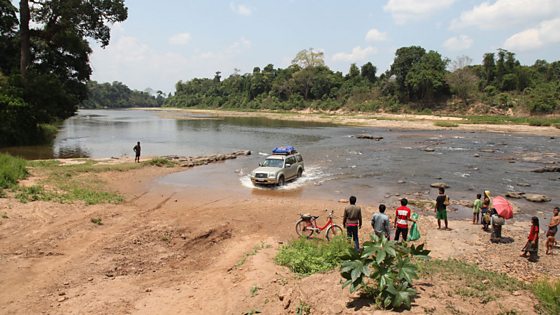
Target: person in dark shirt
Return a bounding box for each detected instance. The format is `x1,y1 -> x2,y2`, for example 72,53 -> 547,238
133,141 -> 141,163
434,187 -> 449,230
343,196 -> 362,252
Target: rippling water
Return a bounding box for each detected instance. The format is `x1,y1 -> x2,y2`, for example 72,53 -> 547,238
2,109 -> 559,217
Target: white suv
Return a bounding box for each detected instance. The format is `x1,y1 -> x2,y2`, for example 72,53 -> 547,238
250,152 -> 304,186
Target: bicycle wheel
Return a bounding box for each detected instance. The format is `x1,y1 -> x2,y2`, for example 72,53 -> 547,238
295,219 -> 314,238
326,224 -> 343,241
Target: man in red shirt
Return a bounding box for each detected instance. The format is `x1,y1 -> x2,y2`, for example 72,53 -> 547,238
394,198 -> 414,242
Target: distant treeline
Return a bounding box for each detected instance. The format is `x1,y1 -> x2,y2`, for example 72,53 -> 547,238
80,81 -> 165,109
165,47 -> 560,115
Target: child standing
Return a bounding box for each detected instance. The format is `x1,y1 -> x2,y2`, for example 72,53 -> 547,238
521,216 -> 539,262
472,193 -> 482,224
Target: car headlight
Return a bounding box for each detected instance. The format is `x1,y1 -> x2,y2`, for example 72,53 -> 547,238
268,173 -> 275,178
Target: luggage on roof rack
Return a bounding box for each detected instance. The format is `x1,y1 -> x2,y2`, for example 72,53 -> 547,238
272,146 -> 297,155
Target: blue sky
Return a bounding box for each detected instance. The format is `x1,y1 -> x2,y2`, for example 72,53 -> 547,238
89,0 -> 560,93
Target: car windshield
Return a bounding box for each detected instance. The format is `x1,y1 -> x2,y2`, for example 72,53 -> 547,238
262,159 -> 284,168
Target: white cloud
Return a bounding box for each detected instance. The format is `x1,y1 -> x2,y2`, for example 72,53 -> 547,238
331,46 -> 377,63
443,35 -> 473,51
230,2 -> 253,16
450,0 -> 560,30
504,18 -> 560,51
91,30 -> 252,92
168,33 -> 191,46
384,0 -> 455,24
365,28 -> 387,42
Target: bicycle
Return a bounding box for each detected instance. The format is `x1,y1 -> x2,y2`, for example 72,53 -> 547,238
295,209 -> 343,241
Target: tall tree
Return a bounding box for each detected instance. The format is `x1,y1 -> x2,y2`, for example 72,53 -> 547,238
360,62 -> 377,83
347,63 -> 360,79
389,46 -> 426,100
446,56 -> 479,105
405,51 -> 449,101
291,48 -> 325,68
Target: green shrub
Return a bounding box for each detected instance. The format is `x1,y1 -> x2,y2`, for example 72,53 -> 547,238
340,234 -> 430,310
0,153 -> 27,189
527,118 -> 551,127
434,121 -> 459,128
532,279 -> 560,315
275,236 -> 352,275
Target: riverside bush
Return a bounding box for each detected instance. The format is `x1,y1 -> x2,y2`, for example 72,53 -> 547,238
0,153 -> 27,190
275,236 -> 352,275
340,234 -> 430,310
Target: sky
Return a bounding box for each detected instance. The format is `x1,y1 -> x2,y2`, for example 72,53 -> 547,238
89,0 -> 560,93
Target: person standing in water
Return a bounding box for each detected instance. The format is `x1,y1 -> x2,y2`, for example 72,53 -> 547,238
133,141 -> 141,163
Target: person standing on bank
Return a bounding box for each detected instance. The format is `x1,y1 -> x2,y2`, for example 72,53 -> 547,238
371,204 -> 391,240
133,141 -> 141,163
435,187 -> 449,230
343,196 -> 362,252
394,198 -> 414,242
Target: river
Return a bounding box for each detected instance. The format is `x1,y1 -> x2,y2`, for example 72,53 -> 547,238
2,109 -> 559,218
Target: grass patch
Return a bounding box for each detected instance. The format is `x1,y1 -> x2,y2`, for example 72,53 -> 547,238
462,115 -> 560,126
0,153 -> 28,190
434,121 -> 459,128
419,259 -> 525,304
15,185 -> 54,203
532,279 -> 560,315
275,236 -> 352,275
19,159 -> 139,204
235,242 -> 271,268
148,157 -> 176,167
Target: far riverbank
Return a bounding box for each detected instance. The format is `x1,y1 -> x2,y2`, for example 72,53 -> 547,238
144,107 -> 560,137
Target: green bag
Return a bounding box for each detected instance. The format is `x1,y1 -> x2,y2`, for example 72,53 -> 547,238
408,213 -> 421,241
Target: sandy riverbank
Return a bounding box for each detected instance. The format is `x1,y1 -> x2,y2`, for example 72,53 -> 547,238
1,158 -> 559,314
143,107 -> 560,137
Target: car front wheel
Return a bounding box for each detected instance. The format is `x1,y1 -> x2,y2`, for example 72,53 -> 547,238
277,175 -> 285,186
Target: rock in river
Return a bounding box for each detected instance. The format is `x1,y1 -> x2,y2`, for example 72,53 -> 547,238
532,166 -> 560,173
523,194 -> 551,203
505,192 -> 524,199
355,134 -> 383,141
430,182 -> 449,188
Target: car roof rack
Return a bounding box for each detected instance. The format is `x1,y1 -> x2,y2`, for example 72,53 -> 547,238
272,146 -> 297,155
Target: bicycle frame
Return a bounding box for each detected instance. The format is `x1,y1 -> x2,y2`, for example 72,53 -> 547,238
303,210 -> 335,232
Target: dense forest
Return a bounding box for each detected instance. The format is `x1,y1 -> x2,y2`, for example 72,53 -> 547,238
166,47 -> 560,115
0,0 -> 128,146
80,81 -> 165,109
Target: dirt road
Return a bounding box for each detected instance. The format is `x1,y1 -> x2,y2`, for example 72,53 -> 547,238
1,164 -> 557,314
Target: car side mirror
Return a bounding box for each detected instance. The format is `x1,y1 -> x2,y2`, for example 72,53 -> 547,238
258,162 -> 263,166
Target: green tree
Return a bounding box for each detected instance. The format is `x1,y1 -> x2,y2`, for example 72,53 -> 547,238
0,0 -> 18,74
389,46 -> 426,101
291,48 -> 325,68
446,56 -> 479,105
347,63 -> 360,79
360,62 -> 377,83
404,51 -> 449,102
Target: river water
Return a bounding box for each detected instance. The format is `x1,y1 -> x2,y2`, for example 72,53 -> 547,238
2,109 -> 559,218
